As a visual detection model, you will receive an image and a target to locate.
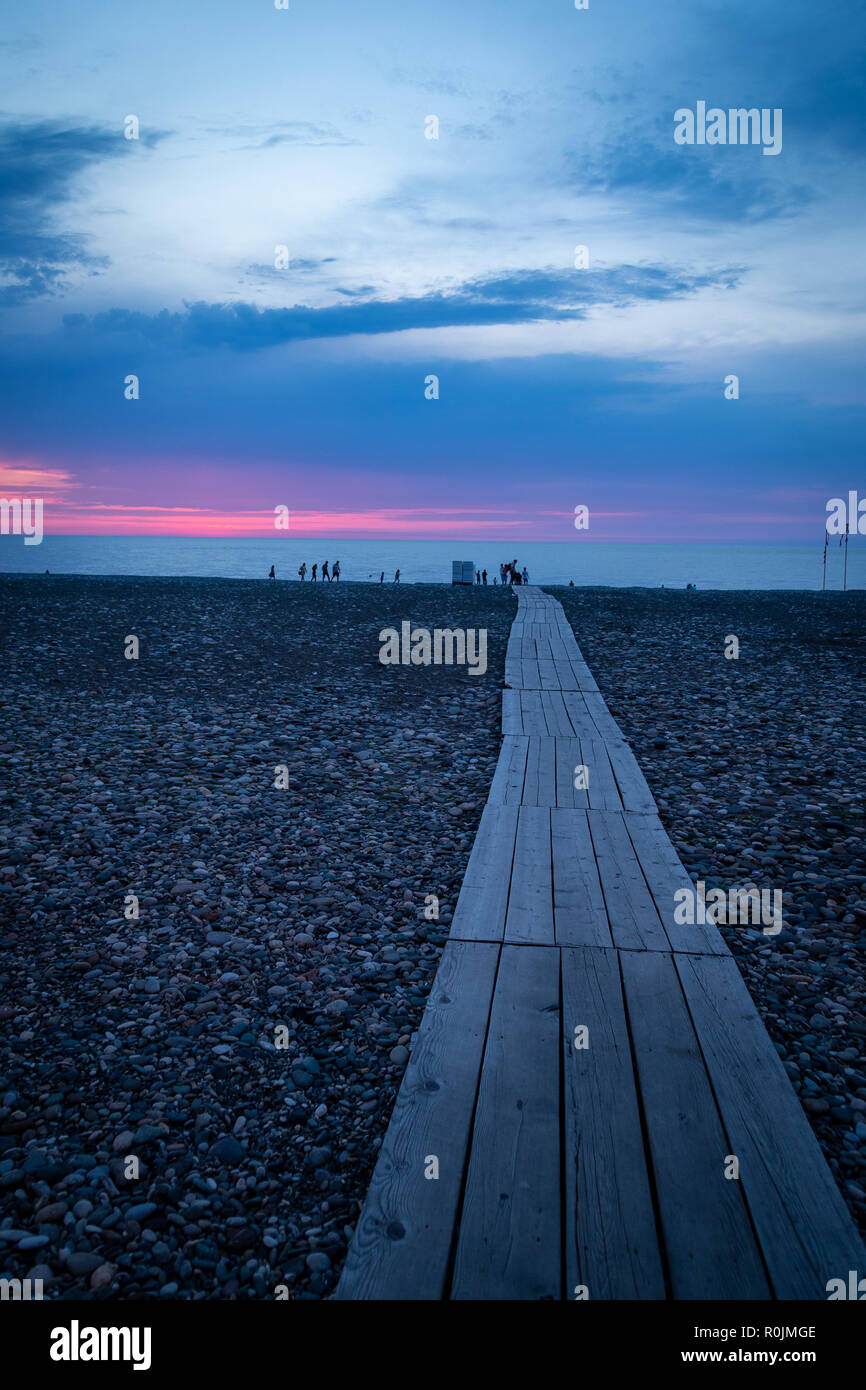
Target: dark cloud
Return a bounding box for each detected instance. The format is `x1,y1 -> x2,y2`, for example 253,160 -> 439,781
62,262 -> 739,352
0,118 -> 166,306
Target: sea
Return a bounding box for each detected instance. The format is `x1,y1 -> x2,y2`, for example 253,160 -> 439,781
0,536 -> 862,591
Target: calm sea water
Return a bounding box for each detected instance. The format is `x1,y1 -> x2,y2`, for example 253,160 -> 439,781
0,536 -> 861,590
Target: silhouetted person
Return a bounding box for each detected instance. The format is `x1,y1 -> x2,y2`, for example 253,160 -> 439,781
394,569 -> 400,583
311,563 -> 318,582
522,567 -> 529,585
322,560 -> 330,581
268,565 -> 275,581
482,569 -> 487,584
476,569 -> 481,584
569,579 -> 574,587
333,560 -> 341,581
298,562 -> 307,581
379,571 -> 384,584
499,563 -> 506,585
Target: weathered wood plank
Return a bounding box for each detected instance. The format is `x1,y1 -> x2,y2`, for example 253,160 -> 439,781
606,742 -> 657,813
487,734 -> 529,806
540,690 -> 576,736
625,813 -> 728,956
504,806 -> 554,944
587,810 -> 670,951
555,736 -> 590,809
523,735 -> 556,807
450,944 -> 561,1300
335,941 -> 500,1300
561,690 -> 606,740
561,946 -> 665,1298
449,804 -> 518,942
551,808 -> 612,947
519,691 -> 548,736
502,688 -> 522,734
581,736 -> 624,811
620,950 -> 771,1299
676,952 -> 866,1296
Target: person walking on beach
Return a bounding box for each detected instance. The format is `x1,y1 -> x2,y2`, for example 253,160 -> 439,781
268,565 -> 275,581
311,563 -> 317,582
482,568 -> 487,584
298,562 -> 307,581
394,569 -> 400,583
379,571 -> 384,584
322,560 -> 330,582
333,560 -> 341,581
522,567 -> 529,585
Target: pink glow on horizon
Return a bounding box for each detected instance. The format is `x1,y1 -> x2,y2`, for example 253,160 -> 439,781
0,462 -> 825,540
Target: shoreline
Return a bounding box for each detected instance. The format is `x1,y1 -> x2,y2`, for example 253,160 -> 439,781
2,570 -> 864,595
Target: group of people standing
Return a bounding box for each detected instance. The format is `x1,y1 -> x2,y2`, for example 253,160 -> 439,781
269,562 -> 405,583
496,560 -> 529,587
295,560 -> 341,582
470,560 -> 529,586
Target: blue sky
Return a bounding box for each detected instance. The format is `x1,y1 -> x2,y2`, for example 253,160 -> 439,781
0,0 -> 864,539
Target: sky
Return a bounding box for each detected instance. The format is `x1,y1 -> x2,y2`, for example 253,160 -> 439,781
0,0 -> 864,542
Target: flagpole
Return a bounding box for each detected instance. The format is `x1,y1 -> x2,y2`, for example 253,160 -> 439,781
822,528 -> 828,592
844,531 -> 849,592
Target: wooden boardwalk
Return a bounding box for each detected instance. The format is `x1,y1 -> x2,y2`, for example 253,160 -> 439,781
336,587 -> 865,1300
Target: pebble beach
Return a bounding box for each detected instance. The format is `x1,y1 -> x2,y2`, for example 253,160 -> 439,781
1,575 -> 864,1300
0,575 -> 512,1300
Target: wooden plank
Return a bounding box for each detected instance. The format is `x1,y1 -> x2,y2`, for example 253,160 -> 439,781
570,659 -> 599,693
625,813 -> 728,956
537,658 -> 559,689
502,688 -> 522,734
551,808 -> 612,947
606,741 -> 657,813
449,804 -> 518,942
620,950 -> 771,1299
523,736 -> 556,807
487,735 -> 528,806
504,806 -> 554,944
504,658 -> 523,688
676,953 -> 866,1297
519,691 -> 548,736
555,736 -> 590,810
450,944 -> 561,1300
561,946 -> 665,1298
335,941 -> 500,1300
581,736 -> 623,811
539,690 -> 575,736
583,691 -> 628,745
587,811 -> 670,951
560,690 -> 604,741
